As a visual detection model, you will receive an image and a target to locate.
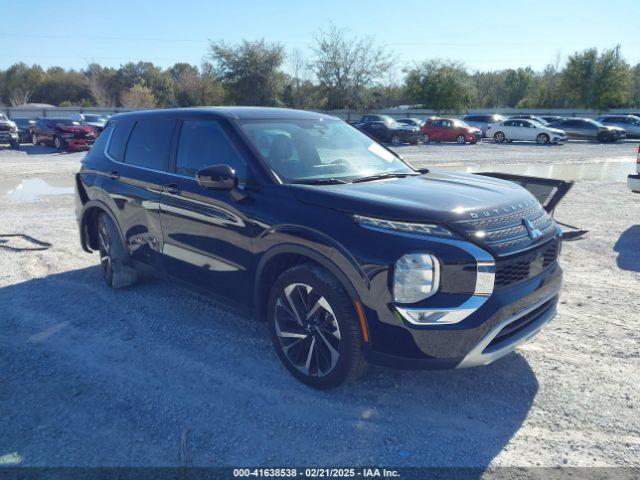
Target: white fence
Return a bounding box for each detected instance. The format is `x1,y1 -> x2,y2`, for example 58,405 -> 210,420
1,105 -> 637,121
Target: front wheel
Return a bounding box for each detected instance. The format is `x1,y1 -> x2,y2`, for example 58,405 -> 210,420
421,133 -> 430,144
391,135 -> 402,146
267,264 -> 368,389
32,133 -> 39,145
493,131 -> 506,143
10,139 -> 20,149
53,136 -> 64,150
456,134 -> 466,144
536,133 -> 550,144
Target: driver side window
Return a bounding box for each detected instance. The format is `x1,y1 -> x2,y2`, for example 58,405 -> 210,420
176,119 -> 247,182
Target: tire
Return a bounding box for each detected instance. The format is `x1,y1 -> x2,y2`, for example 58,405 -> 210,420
96,213 -> 137,289
10,139 -> 20,149
536,133 -> 550,144
53,136 -> 64,150
597,133 -> 612,143
456,134 -> 466,144
493,131 -> 506,143
32,133 -> 38,146
267,264 -> 368,389
422,133 -> 430,144
391,135 -> 402,146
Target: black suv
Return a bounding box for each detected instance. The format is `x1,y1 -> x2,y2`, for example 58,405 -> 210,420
76,107 -> 566,388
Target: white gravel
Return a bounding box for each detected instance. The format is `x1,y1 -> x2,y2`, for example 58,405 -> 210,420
0,143 -> 639,468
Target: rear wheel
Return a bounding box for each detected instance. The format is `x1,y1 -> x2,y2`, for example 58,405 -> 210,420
493,131 -> 506,143
267,264 -> 367,389
96,213 -> 137,289
456,134 -> 466,144
536,133 -> 550,144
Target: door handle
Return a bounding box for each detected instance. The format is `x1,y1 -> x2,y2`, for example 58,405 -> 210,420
162,183 -> 179,195
107,170 -> 120,180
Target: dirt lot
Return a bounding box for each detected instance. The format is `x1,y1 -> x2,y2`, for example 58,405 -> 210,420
0,141 -> 639,468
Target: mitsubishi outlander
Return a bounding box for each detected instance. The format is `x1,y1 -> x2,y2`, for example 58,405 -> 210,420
75,107 -> 566,389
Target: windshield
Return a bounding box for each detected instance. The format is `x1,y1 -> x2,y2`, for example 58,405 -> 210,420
0,112 -> 7,120
83,114 -> 106,122
14,119 -> 34,127
239,119 -> 415,183
55,119 -> 81,126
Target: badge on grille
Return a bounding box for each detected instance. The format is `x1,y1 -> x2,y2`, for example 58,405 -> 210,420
522,218 -> 543,241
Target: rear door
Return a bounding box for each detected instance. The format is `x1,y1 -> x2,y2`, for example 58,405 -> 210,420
157,117 -> 256,305
104,117 -> 175,268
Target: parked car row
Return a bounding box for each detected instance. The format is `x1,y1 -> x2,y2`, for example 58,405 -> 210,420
353,112 -> 639,145
0,112 -> 110,151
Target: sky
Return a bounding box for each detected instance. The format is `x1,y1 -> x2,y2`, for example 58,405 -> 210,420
2,0 -> 639,75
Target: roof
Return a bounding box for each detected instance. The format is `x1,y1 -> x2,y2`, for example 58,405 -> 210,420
110,107 -> 339,122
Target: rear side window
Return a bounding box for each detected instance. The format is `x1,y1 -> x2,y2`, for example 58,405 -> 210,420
106,119 -> 134,162
124,118 -> 176,170
176,119 -> 246,181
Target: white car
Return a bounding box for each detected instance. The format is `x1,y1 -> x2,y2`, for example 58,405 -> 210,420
628,145 -> 640,193
486,119 -> 567,144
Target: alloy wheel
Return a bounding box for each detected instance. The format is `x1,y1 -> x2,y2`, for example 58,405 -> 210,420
98,220 -> 112,280
273,283 -> 341,378
456,135 -> 466,144
32,134 -> 38,145
54,136 -> 62,150
391,135 -> 401,146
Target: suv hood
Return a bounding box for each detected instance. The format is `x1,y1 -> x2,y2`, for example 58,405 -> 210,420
292,170 -> 537,224
292,170 -> 559,256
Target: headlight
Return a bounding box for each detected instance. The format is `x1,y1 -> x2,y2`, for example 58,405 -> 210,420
394,253 -> 440,303
353,215 -> 453,237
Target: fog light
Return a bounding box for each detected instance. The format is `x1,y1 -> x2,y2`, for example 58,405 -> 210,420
394,253 -> 440,303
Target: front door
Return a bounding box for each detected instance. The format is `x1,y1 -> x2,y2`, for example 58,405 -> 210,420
158,118 -> 256,306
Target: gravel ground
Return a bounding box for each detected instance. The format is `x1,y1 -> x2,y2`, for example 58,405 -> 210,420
0,143 -> 639,468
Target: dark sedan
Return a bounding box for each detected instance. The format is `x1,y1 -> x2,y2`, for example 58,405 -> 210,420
356,118 -> 420,145
548,118 -> 626,142
396,117 -> 425,128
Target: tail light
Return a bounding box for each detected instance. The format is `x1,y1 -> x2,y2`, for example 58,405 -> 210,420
637,145 -> 640,164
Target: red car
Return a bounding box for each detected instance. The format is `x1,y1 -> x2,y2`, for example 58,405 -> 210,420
31,117 -> 97,151
421,118 -> 482,144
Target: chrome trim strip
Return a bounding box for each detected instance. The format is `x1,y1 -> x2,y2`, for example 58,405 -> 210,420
395,238 -> 495,326
456,293 -> 558,368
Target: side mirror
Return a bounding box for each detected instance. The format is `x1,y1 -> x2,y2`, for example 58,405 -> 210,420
196,164 -> 238,191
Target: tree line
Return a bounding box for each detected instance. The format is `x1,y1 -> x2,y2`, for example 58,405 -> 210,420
1,25 -> 639,112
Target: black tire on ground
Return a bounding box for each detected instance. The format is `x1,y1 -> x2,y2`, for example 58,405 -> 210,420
456,134 -> 466,144
422,133 -> 430,143
494,131 -> 506,143
536,133 -> 550,144
53,136 -> 64,150
391,135 -> 402,146
267,263 -> 368,389
32,134 -> 38,145
96,213 -> 137,289
10,140 -> 20,149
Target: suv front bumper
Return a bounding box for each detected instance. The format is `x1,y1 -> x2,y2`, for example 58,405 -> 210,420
366,259 -> 562,370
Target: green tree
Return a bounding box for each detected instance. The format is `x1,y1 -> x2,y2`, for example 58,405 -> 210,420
405,59 -> 476,112
120,83 -> 157,108
502,67 -> 535,107
1,63 -> 45,106
207,39 -> 285,106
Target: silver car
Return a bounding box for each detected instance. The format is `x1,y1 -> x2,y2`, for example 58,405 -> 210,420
596,115 -> 640,139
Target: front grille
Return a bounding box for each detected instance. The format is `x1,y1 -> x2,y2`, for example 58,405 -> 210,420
485,296 -> 557,350
494,239 -> 559,288
457,202 -> 557,256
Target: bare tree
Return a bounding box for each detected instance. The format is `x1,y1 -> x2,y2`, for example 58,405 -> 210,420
310,24 -> 393,109
8,88 -> 33,106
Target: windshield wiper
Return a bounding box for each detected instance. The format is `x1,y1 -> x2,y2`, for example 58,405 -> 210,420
352,172 -> 419,183
292,178 -> 348,185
